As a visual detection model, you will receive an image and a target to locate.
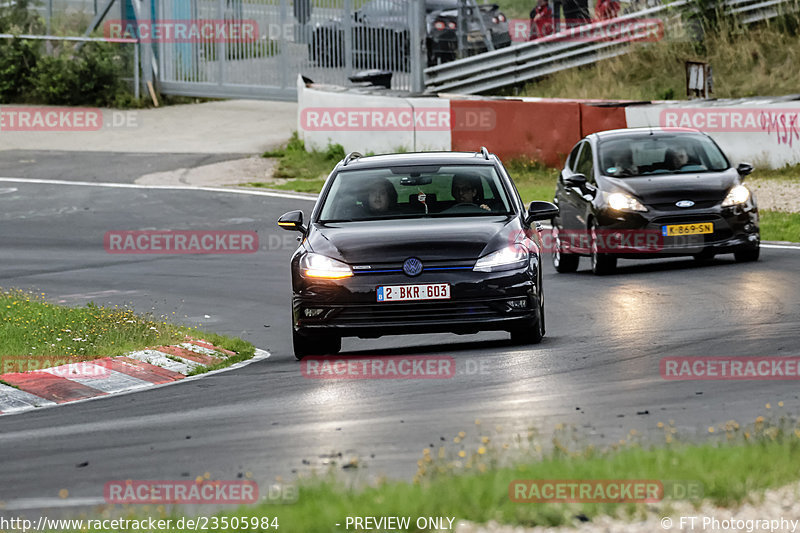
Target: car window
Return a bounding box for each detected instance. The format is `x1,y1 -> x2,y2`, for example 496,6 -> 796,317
598,134 -> 730,177
318,165 -> 513,222
566,142 -> 582,171
575,142 -> 594,179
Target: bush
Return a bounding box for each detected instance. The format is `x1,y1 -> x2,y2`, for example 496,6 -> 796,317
0,38 -> 40,101
30,42 -> 129,107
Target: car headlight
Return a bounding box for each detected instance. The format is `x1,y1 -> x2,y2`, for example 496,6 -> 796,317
300,253 -> 353,279
721,184 -> 751,207
606,192 -> 648,212
474,243 -> 529,272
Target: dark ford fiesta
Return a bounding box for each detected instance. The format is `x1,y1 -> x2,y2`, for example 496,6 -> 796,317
278,150 -> 558,359
552,127 -> 760,275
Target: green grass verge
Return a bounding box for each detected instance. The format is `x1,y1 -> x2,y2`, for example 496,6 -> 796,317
70,416 -> 800,532
255,132 -> 343,192
760,210 -> 800,243
0,288 -> 254,371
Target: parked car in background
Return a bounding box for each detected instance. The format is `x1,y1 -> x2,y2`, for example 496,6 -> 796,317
309,0 -> 511,69
552,127 -> 760,275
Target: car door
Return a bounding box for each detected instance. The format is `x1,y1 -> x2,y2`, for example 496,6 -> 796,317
556,141 -> 586,233
572,140 -> 598,231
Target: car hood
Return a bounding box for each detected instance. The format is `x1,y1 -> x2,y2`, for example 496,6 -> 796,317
307,216 -> 517,263
601,170 -> 739,205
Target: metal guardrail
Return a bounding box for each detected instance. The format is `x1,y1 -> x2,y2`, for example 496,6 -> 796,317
425,0 -> 798,95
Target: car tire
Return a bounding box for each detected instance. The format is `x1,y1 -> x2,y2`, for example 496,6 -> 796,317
509,305 -> 544,345
552,225 -> 579,273
734,244 -> 760,262
590,221 -> 617,275
293,330 -> 342,360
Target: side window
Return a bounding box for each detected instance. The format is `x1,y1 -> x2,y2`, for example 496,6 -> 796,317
575,142 -> 594,182
567,142 -> 583,171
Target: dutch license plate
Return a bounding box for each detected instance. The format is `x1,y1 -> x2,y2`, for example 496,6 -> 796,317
376,283 -> 450,302
661,222 -> 714,237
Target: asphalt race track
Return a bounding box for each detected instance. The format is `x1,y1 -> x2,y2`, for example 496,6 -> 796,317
1,177 -> 799,518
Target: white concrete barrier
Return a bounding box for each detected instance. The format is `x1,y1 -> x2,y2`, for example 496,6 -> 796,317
625,99 -> 800,168
297,76 -> 451,155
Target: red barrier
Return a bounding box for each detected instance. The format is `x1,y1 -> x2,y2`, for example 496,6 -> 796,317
580,104 -> 628,137
450,100 -> 581,167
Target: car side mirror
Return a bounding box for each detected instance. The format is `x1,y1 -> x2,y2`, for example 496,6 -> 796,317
564,173 -> 587,189
526,201 -> 559,224
737,162 -> 754,177
278,210 -> 307,234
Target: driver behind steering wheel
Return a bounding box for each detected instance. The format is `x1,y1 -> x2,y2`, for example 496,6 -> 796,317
451,173 -> 491,211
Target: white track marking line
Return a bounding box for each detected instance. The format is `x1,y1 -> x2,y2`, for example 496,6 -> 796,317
0,177 -> 318,201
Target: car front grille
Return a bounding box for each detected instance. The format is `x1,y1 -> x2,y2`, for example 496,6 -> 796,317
327,300 -> 505,325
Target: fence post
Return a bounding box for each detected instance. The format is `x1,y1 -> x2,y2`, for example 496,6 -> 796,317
409,0 -> 426,94
343,0 -> 353,75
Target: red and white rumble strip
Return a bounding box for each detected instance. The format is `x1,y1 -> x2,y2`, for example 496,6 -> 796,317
0,339 -> 268,416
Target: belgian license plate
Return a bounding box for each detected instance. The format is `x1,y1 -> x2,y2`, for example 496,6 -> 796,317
377,283 -> 450,302
661,222 -> 714,237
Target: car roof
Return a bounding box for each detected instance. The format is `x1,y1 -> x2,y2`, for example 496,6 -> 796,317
591,127 -> 706,140
337,151 -> 497,170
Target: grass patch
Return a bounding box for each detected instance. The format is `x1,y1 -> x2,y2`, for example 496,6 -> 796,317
505,159 -> 560,203
749,162 -> 800,181
760,210 -> 800,242
518,21 -> 800,100
252,132 -> 344,193
87,416 -> 800,532
0,288 -> 253,370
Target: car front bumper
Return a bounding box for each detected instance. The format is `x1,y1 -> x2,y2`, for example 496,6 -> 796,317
292,267 -> 540,338
593,202 -> 759,258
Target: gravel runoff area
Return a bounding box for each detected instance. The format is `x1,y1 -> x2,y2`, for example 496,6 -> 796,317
748,178 -> 800,213
457,480 -> 800,533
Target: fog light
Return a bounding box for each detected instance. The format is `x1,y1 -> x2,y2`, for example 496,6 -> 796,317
744,223 -> 756,233
304,308 -> 324,317
508,298 -> 528,309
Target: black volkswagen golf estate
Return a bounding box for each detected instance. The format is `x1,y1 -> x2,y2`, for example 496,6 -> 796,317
552,127 -> 760,275
278,149 -> 559,359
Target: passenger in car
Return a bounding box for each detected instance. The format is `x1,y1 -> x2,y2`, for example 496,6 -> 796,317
605,149 -> 638,176
665,146 -> 691,171
364,178 -> 398,214
452,174 -> 491,211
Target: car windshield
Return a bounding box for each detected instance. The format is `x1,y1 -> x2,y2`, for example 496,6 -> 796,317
317,164 -> 513,222
598,134 -> 730,177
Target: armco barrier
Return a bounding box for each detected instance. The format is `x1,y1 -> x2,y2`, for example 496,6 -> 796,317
450,99 -> 581,167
